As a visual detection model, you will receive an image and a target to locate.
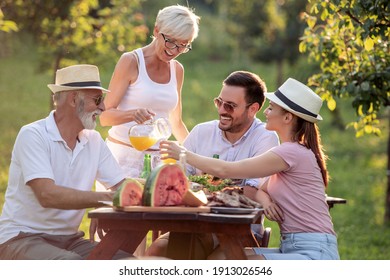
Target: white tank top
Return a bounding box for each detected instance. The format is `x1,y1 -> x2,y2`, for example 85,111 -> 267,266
108,48 -> 178,144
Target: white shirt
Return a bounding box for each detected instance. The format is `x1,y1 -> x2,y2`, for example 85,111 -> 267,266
0,111 -> 124,244
184,119 -> 279,188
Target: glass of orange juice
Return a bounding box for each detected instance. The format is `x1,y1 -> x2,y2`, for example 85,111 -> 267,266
161,156 -> 176,164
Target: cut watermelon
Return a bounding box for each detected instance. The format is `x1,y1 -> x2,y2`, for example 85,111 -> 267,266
143,164 -> 189,206
113,178 -> 144,207
182,189 -> 208,207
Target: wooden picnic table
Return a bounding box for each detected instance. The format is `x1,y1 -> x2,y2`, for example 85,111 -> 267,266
87,207 -> 263,260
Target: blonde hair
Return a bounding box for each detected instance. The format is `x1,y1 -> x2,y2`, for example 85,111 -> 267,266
155,5 -> 200,42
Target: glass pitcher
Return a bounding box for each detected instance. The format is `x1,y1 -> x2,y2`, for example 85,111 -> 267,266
128,118 -> 171,151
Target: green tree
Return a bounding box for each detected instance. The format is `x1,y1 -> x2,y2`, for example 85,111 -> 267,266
2,0 -> 148,106
209,0 -> 309,85
0,7 -> 18,57
300,0 -> 390,222
0,8 -> 18,32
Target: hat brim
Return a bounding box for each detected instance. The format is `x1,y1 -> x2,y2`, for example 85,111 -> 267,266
47,84 -> 110,94
265,92 -> 322,123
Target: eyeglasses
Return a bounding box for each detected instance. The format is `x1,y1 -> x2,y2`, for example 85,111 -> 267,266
161,33 -> 192,53
91,95 -> 104,106
213,97 -> 253,113
76,91 -> 105,106
86,95 -> 105,106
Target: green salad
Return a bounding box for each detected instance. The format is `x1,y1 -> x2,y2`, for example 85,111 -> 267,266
188,174 -> 234,192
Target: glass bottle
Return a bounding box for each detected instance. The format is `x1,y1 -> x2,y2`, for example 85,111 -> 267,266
212,154 -> 220,181
140,154 -> 152,179
179,149 -> 187,176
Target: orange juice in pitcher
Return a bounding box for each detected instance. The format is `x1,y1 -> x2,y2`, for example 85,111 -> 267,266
129,136 -> 158,151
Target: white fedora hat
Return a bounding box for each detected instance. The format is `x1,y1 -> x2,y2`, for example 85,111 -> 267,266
265,78 -> 323,123
47,64 -> 109,94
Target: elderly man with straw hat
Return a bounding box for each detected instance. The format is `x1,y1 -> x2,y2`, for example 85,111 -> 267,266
0,64 -> 131,260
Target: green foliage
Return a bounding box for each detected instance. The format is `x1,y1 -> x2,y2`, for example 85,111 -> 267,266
2,0 -> 148,72
300,0 -> 390,137
0,8 -> 18,33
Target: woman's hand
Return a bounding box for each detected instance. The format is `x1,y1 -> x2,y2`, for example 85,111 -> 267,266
263,201 -> 284,223
131,108 -> 155,124
160,140 -> 184,161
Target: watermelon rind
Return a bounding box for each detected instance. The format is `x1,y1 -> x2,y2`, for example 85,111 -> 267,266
113,178 -> 144,207
182,189 -> 208,207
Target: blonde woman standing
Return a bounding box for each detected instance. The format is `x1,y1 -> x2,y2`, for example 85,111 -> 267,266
98,5 -> 200,180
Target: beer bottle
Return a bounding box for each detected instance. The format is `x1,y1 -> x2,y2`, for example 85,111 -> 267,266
212,154 -> 220,181
140,154 -> 151,179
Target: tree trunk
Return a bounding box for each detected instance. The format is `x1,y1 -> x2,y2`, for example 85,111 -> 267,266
276,59 -> 283,86
330,107 -> 345,131
385,114 -> 390,224
50,55 -> 62,110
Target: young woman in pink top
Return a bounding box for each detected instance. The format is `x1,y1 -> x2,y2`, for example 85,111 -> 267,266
160,78 -> 339,260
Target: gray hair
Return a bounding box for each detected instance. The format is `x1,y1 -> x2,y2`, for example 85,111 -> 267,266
52,91 -> 67,107
52,90 -> 85,110
155,4 -> 200,42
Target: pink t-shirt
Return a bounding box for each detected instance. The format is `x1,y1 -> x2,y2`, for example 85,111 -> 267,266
267,142 -> 335,235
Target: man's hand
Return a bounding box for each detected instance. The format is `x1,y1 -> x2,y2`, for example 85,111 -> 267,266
89,218 -> 105,242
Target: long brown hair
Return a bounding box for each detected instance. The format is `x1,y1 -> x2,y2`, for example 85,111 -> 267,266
293,117 -> 329,187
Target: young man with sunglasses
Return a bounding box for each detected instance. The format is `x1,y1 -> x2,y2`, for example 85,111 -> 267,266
146,70 -> 279,259
0,65 -> 131,260
185,71 -> 279,198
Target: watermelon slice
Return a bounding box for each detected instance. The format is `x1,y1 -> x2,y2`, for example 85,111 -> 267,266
143,164 -> 189,206
113,178 -> 144,207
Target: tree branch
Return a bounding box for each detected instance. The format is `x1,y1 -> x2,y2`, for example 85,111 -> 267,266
345,10 -> 363,26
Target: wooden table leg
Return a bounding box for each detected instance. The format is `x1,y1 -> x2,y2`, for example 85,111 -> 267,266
87,230 -> 147,260
166,232 -> 195,260
216,233 -> 247,260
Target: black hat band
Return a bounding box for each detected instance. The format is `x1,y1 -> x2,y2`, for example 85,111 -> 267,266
61,81 -> 102,87
275,89 -> 317,118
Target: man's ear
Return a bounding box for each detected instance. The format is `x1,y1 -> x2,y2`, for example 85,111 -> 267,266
69,91 -> 78,107
250,102 -> 260,115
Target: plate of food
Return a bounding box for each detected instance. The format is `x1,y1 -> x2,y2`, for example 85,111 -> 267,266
210,207 -> 259,214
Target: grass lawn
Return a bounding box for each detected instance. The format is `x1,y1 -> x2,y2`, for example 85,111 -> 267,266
0,36 -> 389,259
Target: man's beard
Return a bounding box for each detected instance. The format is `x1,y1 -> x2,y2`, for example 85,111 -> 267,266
79,110 -> 97,130
219,114 -> 250,134
77,99 -> 99,130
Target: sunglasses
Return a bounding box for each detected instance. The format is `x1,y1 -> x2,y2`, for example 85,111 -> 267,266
213,97 -> 253,113
87,95 -> 105,106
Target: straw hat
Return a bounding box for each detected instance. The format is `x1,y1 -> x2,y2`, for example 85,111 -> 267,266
265,78 -> 323,123
47,64 -> 109,94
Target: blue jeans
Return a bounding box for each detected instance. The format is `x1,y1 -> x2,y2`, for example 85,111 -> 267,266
253,232 -> 340,260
